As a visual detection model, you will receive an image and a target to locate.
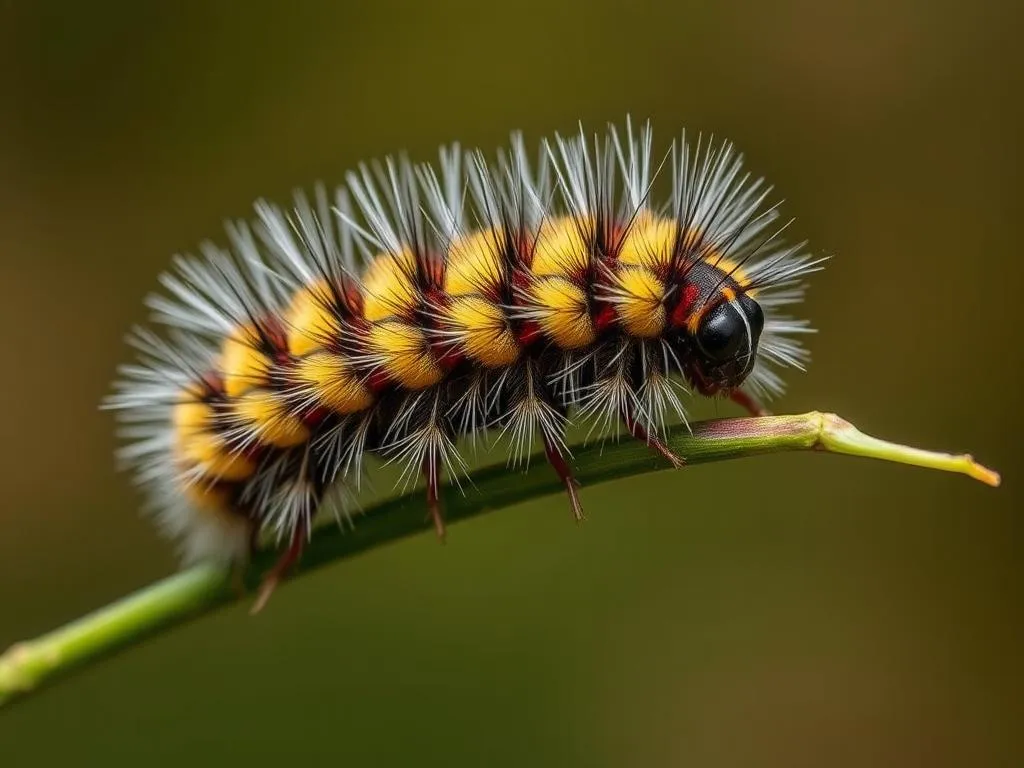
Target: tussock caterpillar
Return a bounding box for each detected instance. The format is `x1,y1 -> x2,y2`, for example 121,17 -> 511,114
105,119 -> 825,608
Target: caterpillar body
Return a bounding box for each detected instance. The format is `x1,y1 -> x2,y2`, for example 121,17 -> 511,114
106,119 -> 824,607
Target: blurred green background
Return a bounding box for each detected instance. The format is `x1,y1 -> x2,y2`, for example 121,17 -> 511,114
1,0 -> 1020,764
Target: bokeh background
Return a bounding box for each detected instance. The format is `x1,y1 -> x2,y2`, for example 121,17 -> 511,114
2,1 -> 1021,765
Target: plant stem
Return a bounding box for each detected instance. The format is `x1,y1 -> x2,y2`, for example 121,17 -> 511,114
0,412 -> 999,708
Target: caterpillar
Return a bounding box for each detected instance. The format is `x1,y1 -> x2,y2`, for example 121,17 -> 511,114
105,119 -> 825,608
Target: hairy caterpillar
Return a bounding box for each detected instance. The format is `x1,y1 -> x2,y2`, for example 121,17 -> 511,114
105,119 -> 824,608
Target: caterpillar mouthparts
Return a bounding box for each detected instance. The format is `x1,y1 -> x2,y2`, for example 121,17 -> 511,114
104,118 -> 826,607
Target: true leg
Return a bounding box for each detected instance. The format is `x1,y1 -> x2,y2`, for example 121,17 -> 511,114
729,388 -> 772,417
251,522 -> 307,615
543,435 -> 584,522
423,458 -> 446,542
621,411 -> 685,469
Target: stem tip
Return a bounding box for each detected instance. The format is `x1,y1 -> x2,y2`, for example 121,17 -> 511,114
966,458 -> 1001,488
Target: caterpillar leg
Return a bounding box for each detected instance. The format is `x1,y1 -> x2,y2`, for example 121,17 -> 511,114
621,410 -> 686,469
423,459 -> 446,542
543,435 -> 584,522
251,522 -> 307,615
729,388 -> 772,417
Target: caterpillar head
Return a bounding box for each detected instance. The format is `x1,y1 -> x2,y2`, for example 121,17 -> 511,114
668,256 -> 766,397
684,291 -> 764,396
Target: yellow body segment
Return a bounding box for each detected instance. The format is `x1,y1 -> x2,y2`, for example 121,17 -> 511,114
293,351 -> 376,414
445,295 -> 520,367
362,249 -> 419,322
529,277 -> 596,349
445,227 -> 506,297
530,216 -> 591,278
233,390 -> 311,448
221,324 -> 273,398
615,267 -> 667,338
285,280 -> 343,357
367,320 -> 444,389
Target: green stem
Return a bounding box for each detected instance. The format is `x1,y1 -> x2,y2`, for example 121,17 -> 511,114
0,412 -> 999,708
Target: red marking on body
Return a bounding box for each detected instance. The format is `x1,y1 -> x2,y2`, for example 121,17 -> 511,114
511,269 -> 533,292
593,303 -> 618,333
606,222 -> 629,262
516,234 -> 537,269
233,440 -> 267,466
422,250 -> 445,289
200,370 -> 226,398
517,321 -> 541,346
433,345 -> 465,371
424,287 -> 450,312
262,315 -> 289,352
341,279 -> 364,316
301,406 -> 329,428
670,283 -> 701,328
367,369 -> 393,393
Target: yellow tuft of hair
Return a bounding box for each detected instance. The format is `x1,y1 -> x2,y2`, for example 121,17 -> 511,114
174,427 -> 256,482
293,351 -> 376,414
233,390 -> 310,448
285,280 -> 343,357
366,320 -> 444,389
705,253 -> 753,290
173,398 -> 213,435
530,216 -> 591,278
172,396 -> 255,481
445,227 -> 506,297
179,480 -> 234,517
221,324 -> 273,398
529,277 -> 596,349
615,266 -> 666,338
617,212 -> 677,273
362,248 -> 419,322
618,214 -> 755,290
444,295 -> 520,367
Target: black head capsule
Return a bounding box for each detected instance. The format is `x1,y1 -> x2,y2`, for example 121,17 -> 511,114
692,293 -> 764,391
669,260 -> 766,396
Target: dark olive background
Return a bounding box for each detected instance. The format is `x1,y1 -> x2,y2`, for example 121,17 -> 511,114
1,1 -> 1021,765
